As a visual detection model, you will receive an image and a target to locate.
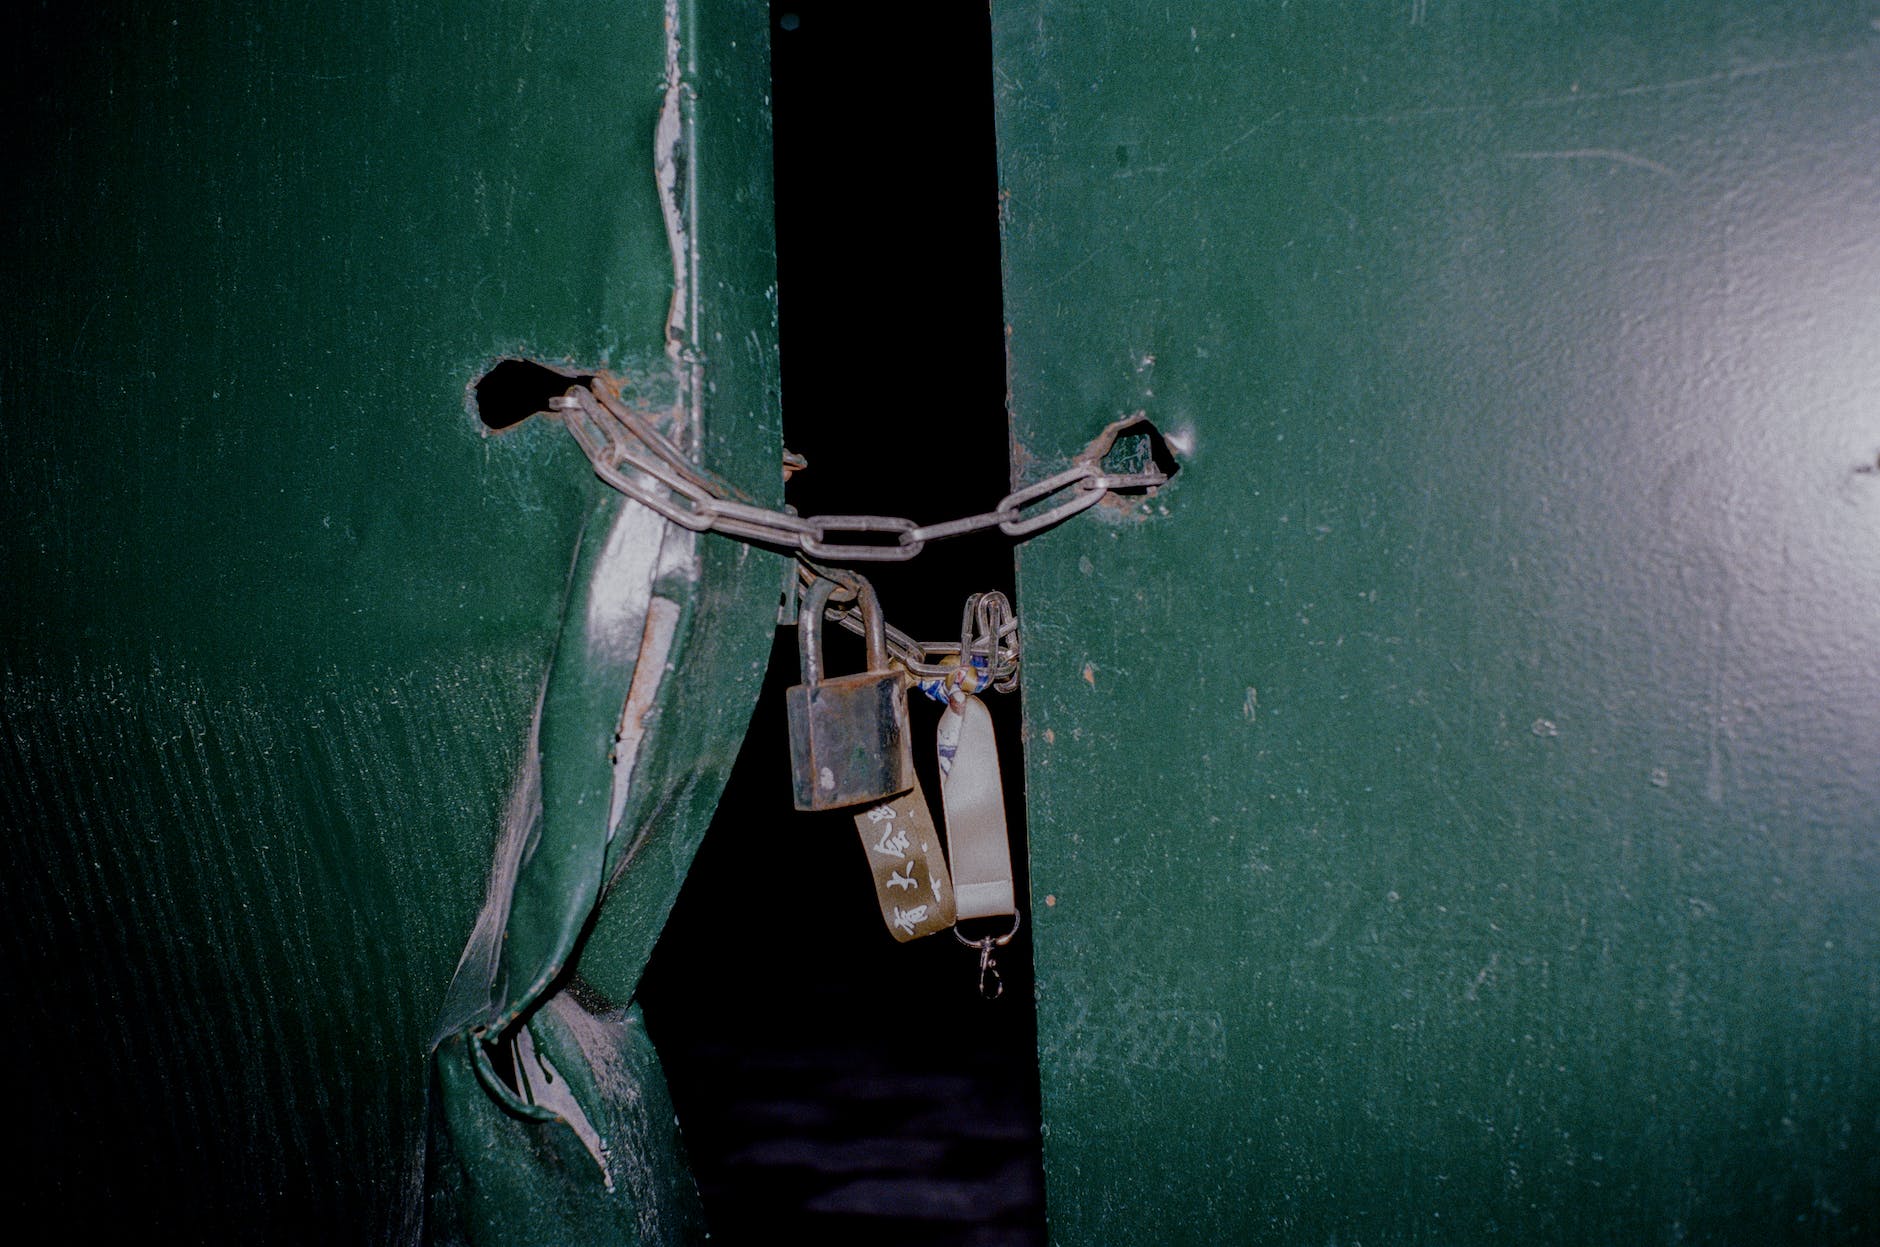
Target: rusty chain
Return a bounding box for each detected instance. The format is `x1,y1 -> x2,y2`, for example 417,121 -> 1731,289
791,562 -> 1021,685
547,377 -> 1169,691
548,381 -> 1169,562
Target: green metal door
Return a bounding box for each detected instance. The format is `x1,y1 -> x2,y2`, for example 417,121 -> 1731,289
2,2 -> 780,1239
994,3 -> 1880,1242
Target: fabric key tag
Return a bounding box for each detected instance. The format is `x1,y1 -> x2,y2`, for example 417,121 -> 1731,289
937,693 -> 1016,920
853,773 -> 957,941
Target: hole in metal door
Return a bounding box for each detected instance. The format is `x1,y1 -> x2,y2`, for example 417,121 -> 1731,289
470,358 -> 591,431
638,5 -> 1046,1244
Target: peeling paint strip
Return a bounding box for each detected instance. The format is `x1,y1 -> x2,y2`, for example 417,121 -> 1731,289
656,0 -> 701,454
608,596 -> 683,840
585,501 -> 668,660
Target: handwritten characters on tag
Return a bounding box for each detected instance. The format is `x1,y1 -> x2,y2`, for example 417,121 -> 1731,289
854,779 -> 956,942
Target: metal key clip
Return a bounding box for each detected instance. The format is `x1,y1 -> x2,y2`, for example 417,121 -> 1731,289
953,912 -> 1022,1000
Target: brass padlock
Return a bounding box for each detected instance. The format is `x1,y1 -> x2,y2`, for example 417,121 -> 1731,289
786,577 -> 914,811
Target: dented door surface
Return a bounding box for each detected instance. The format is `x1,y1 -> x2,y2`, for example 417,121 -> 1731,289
2,2 -> 779,1239
993,3 -> 1880,1243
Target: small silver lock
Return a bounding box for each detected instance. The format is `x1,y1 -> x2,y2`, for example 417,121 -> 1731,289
786,577 -> 914,812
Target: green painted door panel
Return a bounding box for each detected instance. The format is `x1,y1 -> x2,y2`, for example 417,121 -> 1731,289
994,4 -> 1879,1243
2,1 -> 779,1239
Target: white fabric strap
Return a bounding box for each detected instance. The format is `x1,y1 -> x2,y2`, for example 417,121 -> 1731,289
937,694 -> 1016,920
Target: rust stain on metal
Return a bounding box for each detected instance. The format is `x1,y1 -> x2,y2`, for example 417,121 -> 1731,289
1004,323 -> 1028,486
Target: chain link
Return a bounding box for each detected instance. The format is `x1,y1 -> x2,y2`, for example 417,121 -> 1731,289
549,381 -> 1169,563
549,377 -> 1173,693
789,562 -> 1020,685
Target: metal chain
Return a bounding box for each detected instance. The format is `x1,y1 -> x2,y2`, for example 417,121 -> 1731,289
546,375 -> 1172,692
788,562 -> 1020,686
548,380 -> 1169,563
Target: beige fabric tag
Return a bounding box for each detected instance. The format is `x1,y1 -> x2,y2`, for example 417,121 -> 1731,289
937,693 -> 1017,920
853,773 -> 957,941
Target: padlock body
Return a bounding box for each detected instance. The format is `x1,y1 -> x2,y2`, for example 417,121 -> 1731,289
785,669 -> 914,811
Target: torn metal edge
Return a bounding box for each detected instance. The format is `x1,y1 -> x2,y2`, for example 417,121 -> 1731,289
428,678 -> 547,1049
514,1012 -> 615,1189
432,0 -> 705,1122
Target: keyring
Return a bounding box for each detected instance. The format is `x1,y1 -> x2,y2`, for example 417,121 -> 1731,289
953,911 -> 1023,999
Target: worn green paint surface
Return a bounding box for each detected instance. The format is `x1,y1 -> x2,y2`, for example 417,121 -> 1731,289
2,1 -> 778,1239
994,4 -> 1880,1242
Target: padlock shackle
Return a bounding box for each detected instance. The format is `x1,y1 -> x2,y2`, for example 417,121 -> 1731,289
857,582 -> 887,669
798,577 -> 837,687
797,574 -> 888,686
